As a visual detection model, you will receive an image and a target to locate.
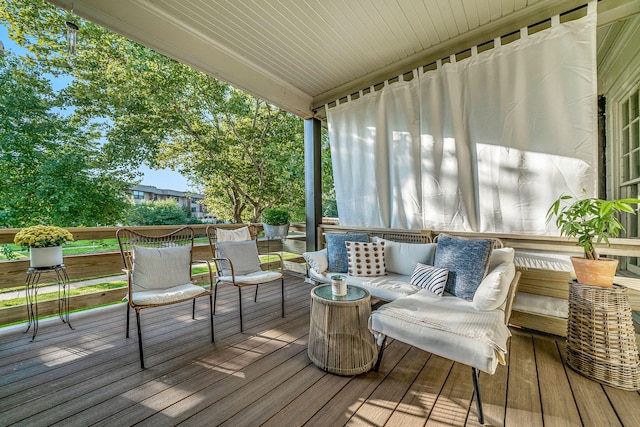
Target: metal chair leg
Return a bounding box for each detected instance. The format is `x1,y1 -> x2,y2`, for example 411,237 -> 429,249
192,299 -> 196,319
281,277 -> 284,317
238,287 -> 244,332
213,282 -> 218,314
472,367 -> 484,424
126,303 -> 131,338
373,336 -> 387,372
254,285 -> 258,302
136,310 -> 144,369
210,294 -> 214,342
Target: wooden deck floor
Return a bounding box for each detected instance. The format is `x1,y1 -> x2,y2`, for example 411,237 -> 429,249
1,272 -> 639,427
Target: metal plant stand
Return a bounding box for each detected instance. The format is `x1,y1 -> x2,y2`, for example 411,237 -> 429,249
24,265 -> 74,341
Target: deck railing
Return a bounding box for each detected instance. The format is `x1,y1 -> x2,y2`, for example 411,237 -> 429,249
0,224 -> 308,325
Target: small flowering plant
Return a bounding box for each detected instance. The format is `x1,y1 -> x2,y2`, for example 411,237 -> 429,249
14,225 -> 74,248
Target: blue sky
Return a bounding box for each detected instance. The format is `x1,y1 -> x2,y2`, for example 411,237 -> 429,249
1,25 -> 193,193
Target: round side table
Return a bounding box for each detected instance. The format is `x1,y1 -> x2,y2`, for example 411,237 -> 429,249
308,284 -> 378,376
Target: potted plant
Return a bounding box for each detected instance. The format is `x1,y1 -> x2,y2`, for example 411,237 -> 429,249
261,208 -> 291,239
14,225 -> 74,268
546,193 -> 640,287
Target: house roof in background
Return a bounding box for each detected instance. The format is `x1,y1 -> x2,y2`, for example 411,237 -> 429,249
47,0 -> 639,119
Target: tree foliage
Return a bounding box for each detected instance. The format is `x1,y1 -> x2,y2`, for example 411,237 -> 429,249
125,199 -> 200,226
1,0 -> 311,224
0,52 -> 130,227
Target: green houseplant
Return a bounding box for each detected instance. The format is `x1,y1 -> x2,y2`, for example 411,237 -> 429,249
546,193 -> 640,286
261,208 -> 291,239
14,225 -> 74,268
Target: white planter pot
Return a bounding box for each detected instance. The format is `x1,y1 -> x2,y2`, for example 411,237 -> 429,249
30,246 -> 63,268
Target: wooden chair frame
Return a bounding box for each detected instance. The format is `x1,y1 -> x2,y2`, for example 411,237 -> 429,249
116,226 -> 215,368
205,225 -> 284,332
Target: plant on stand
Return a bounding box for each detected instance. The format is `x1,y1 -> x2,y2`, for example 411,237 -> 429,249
546,193 -> 640,287
261,208 -> 291,239
14,225 -> 74,268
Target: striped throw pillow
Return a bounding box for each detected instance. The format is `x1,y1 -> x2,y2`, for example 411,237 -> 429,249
410,263 -> 449,296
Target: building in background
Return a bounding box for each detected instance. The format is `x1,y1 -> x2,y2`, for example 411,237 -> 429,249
126,185 -> 217,222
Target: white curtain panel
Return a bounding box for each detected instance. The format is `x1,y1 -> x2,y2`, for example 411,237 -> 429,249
328,5 -> 597,234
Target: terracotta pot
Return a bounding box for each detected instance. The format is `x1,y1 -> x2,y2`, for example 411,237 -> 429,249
570,256 -> 618,287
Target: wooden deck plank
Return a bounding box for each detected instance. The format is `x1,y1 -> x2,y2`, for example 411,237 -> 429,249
465,346 -> 509,427
425,361 -> 474,427
534,335 -> 582,427
504,331 -> 543,427
135,334 -> 311,425
303,339 -> 412,426
557,344 -> 624,427
346,346 -> 432,426
602,386 -> 640,427
1,272 -> 638,427
217,363 -> 326,426
385,353 -> 453,426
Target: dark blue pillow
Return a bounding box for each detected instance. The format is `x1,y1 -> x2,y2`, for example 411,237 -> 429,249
434,234 -> 493,300
326,233 -> 369,273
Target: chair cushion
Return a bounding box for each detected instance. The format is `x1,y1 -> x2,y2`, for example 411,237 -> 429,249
325,233 -> 369,273
346,241 -> 386,277
131,283 -> 206,305
303,248 -> 328,274
434,234 -> 493,301
473,261 -> 516,311
216,240 -> 261,276
132,245 -> 191,292
216,226 -> 252,242
410,263 -> 448,296
372,237 -> 436,275
218,270 -> 282,285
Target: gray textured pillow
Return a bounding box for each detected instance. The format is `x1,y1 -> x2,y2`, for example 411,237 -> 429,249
434,234 -> 493,301
216,240 -> 261,276
325,233 -> 369,273
132,245 -> 191,291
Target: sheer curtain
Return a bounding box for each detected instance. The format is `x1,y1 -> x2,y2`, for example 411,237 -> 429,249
328,4 -> 597,234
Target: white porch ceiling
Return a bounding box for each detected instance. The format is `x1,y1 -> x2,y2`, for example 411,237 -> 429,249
48,0 -> 638,119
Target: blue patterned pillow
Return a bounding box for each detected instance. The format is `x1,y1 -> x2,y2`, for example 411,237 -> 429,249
434,234 -> 493,300
410,263 -> 448,296
325,233 -> 368,273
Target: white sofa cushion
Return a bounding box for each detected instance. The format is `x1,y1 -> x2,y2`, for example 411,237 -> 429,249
489,247 -> 515,270
473,261 -> 516,311
372,237 -> 436,275
303,248 -> 328,274
346,241 -> 386,276
369,289 -> 510,374
309,268 -> 420,301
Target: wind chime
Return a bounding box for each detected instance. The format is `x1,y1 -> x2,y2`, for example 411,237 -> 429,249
65,20 -> 78,55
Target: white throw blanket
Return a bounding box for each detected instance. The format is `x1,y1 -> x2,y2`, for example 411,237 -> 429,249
376,304 -> 511,365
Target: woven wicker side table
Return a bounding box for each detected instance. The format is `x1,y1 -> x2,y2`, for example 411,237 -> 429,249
308,285 -> 378,376
566,280 -> 640,390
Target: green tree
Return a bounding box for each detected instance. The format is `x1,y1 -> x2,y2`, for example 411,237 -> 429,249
125,199 -> 199,226
1,0 -> 306,224
0,52 -> 130,227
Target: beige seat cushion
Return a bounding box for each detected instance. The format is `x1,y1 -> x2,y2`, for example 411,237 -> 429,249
131,283 -> 206,305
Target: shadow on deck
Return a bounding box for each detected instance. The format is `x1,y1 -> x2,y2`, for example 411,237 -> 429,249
1,271 -> 639,426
